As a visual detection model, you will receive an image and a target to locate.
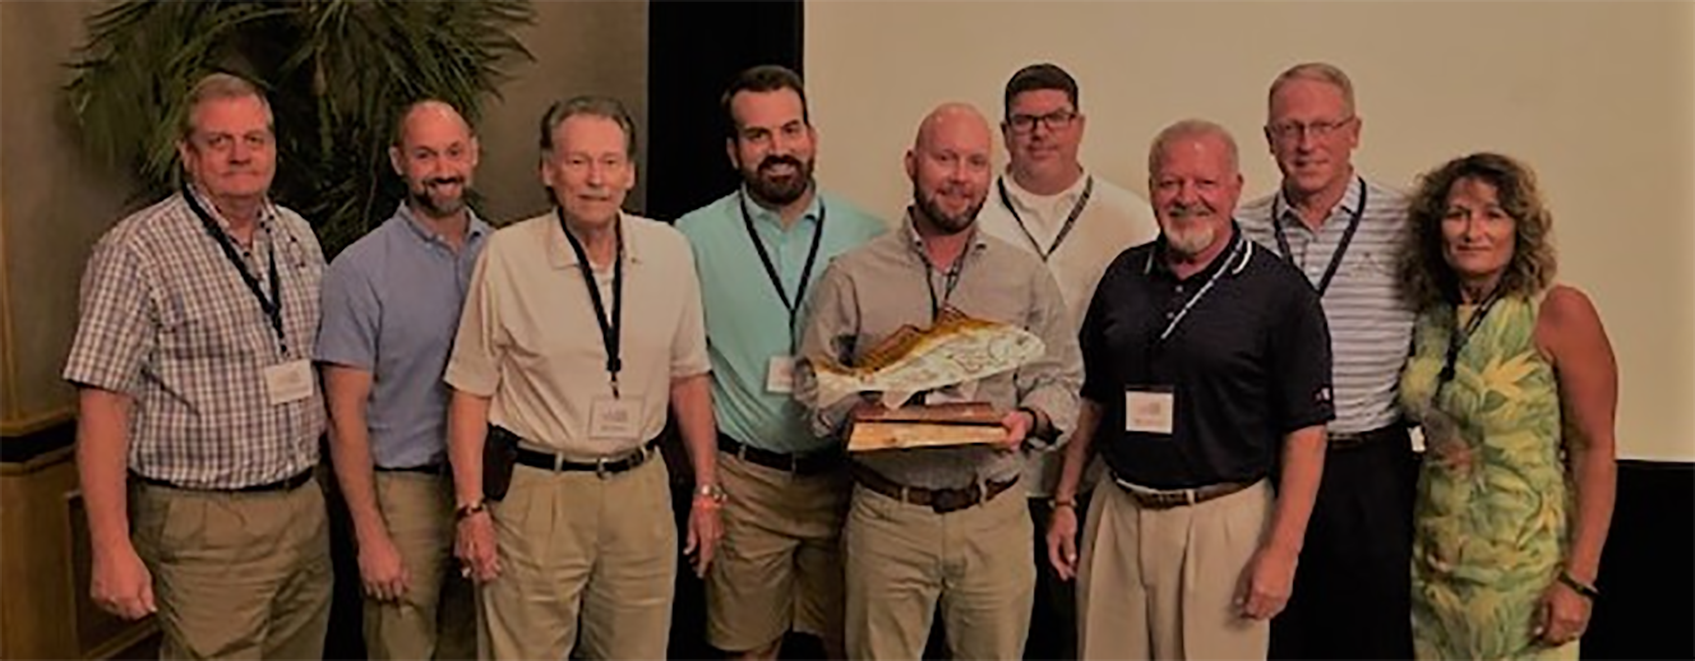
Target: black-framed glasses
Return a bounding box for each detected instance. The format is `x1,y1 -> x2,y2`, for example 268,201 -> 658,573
1267,116 -> 1355,142
1007,110 -> 1078,134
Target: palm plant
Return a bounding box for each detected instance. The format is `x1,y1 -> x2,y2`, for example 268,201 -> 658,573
65,0 -> 535,256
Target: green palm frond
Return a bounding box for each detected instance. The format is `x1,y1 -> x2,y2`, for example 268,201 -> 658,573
64,0 -> 535,256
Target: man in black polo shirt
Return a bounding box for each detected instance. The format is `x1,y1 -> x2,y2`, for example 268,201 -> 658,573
1047,119 -> 1332,660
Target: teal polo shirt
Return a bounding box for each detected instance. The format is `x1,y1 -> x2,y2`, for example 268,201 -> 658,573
676,188 -> 886,454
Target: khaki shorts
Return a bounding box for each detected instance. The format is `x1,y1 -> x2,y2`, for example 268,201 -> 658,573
705,451 -> 851,651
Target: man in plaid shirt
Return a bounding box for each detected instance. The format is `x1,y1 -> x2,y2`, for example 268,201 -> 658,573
63,72 -> 331,659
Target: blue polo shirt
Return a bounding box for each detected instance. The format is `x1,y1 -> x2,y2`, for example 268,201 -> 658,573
315,204 -> 492,469
676,188 -> 886,454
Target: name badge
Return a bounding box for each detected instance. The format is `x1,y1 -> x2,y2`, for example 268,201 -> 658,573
1125,388 -> 1175,435
589,396 -> 642,440
263,359 -> 315,406
766,356 -> 796,394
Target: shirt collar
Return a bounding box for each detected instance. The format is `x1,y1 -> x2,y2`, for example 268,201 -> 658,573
739,185 -> 824,231
901,207 -> 990,258
998,170 -> 1091,212
185,184 -> 280,235
393,202 -> 492,246
1144,221 -> 1251,280
1273,175 -> 1365,230
548,211 -> 640,270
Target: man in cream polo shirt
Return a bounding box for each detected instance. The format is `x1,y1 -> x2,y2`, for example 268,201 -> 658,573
443,95 -> 723,660
974,62 -> 1157,661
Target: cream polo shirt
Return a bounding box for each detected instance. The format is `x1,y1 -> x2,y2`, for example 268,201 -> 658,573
445,211 -> 710,458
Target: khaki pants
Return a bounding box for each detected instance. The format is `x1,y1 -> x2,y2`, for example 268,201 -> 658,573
843,480 -> 1033,661
480,457 -> 675,660
131,477 -> 332,660
363,471 -> 476,660
705,451 -> 850,652
1077,480 -> 1273,660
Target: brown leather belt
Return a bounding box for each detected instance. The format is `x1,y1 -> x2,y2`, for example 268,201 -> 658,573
1328,423 -> 1408,450
718,433 -> 841,476
852,465 -> 1018,514
1113,477 -> 1255,510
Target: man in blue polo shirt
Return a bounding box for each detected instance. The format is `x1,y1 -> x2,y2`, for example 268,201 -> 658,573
675,64 -> 886,660
315,99 -> 488,660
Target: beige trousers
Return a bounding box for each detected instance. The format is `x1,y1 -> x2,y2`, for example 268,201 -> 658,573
363,470 -> 476,660
1077,479 -> 1274,661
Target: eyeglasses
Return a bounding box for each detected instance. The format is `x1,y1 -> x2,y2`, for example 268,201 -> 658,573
1006,110 -> 1078,135
1267,116 -> 1355,142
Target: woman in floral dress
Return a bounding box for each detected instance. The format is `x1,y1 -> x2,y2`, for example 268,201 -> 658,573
1397,153 -> 1618,659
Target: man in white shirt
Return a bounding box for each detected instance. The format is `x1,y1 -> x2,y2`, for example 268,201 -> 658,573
974,62 -> 1158,661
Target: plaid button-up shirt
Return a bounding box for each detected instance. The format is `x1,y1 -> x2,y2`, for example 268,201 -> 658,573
64,189 -> 327,489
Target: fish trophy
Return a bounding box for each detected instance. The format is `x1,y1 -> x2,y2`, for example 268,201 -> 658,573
810,307 -> 1046,452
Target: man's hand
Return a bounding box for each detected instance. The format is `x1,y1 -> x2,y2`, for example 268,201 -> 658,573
1533,578 -> 1593,646
999,409 -> 1035,451
91,542 -> 155,620
357,530 -> 412,602
454,510 -> 501,583
1233,545 -> 1298,620
1045,502 -> 1081,580
685,493 -> 724,578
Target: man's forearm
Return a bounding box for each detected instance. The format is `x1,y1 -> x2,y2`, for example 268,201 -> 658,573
671,373 -> 717,487
1263,425 -> 1326,555
1054,400 -> 1103,502
326,405 -> 387,544
76,388 -> 135,551
448,390 -> 492,507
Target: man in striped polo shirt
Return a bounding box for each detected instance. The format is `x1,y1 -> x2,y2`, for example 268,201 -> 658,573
1239,62 -> 1419,660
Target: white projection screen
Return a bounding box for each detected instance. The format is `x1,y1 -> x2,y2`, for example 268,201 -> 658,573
805,1 -> 1695,462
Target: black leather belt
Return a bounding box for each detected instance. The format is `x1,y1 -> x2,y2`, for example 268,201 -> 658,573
852,465 -> 1018,514
1113,477 -> 1256,510
718,433 -> 841,476
134,468 -> 314,493
1329,423 -> 1409,450
515,440 -> 659,477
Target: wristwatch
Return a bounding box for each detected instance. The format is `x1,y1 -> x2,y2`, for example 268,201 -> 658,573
455,500 -> 487,521
694,483 -> 727,504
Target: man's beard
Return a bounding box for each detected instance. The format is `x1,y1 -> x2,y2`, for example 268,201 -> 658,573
913,182 -> 984,235
409,176 -> 467,218
743,155 -> 814,206
1160,205 -> 1220,256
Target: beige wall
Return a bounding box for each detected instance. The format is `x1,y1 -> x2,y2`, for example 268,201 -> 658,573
0,1 -> 648,435
806,1 -> 1695,462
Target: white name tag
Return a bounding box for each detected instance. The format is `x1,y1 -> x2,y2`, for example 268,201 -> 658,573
1125,389 -> 1175,435
766,355 -> 796,394
589,396 -> 642,440
263,359 -> 315,406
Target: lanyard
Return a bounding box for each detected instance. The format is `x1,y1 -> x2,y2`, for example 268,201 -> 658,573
184,185 -> 286,355
922,244 -> 968,321
739,190 -> 826,349
558,208 -> 625,398
1272,176 -> 1366,297
1154,234 -> 1250,344
1435,289 -> 1502,396
995,175 -> 1093,262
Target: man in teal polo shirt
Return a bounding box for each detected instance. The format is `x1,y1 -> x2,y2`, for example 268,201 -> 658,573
676,64 -> 886,660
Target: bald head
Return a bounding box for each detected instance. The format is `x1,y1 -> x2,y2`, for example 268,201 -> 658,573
390,99 -> 478,221
906,103 -> 993,235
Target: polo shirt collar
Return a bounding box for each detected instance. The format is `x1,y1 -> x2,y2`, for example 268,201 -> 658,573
393,202 -> 492,247
547,211 -> 641,270
901,206 -> 990,258
1272,174 -> 1364,231
998,170 -> 1090,212
738,184 -> 824,232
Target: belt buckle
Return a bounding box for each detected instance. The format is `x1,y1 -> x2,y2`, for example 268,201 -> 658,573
930,483 -> 981,515
595,456 -> 610,479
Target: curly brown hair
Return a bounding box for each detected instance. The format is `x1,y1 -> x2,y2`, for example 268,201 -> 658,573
1400,152 -> 1558,309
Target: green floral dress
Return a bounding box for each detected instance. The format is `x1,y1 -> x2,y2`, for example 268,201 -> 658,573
1400,295 -> 1576,660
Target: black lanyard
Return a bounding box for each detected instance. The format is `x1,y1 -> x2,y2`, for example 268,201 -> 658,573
922,243 -> 968,321
996,175 -> 1093,262
1436,289 -> 1502,396
739,190 -> 826,349
1272,176 -> 1366,297
184,186 -> 286,355
558,208 -> 624,398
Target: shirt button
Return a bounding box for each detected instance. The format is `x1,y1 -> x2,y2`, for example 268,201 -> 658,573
1175,285 -> 1185,294
1166,311 -> 1176,320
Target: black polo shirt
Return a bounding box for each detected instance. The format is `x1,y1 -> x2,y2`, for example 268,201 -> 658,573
1079,225 -> 1334,489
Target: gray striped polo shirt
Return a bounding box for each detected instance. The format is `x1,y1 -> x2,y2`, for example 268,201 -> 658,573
1239,175 -> 1416,434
